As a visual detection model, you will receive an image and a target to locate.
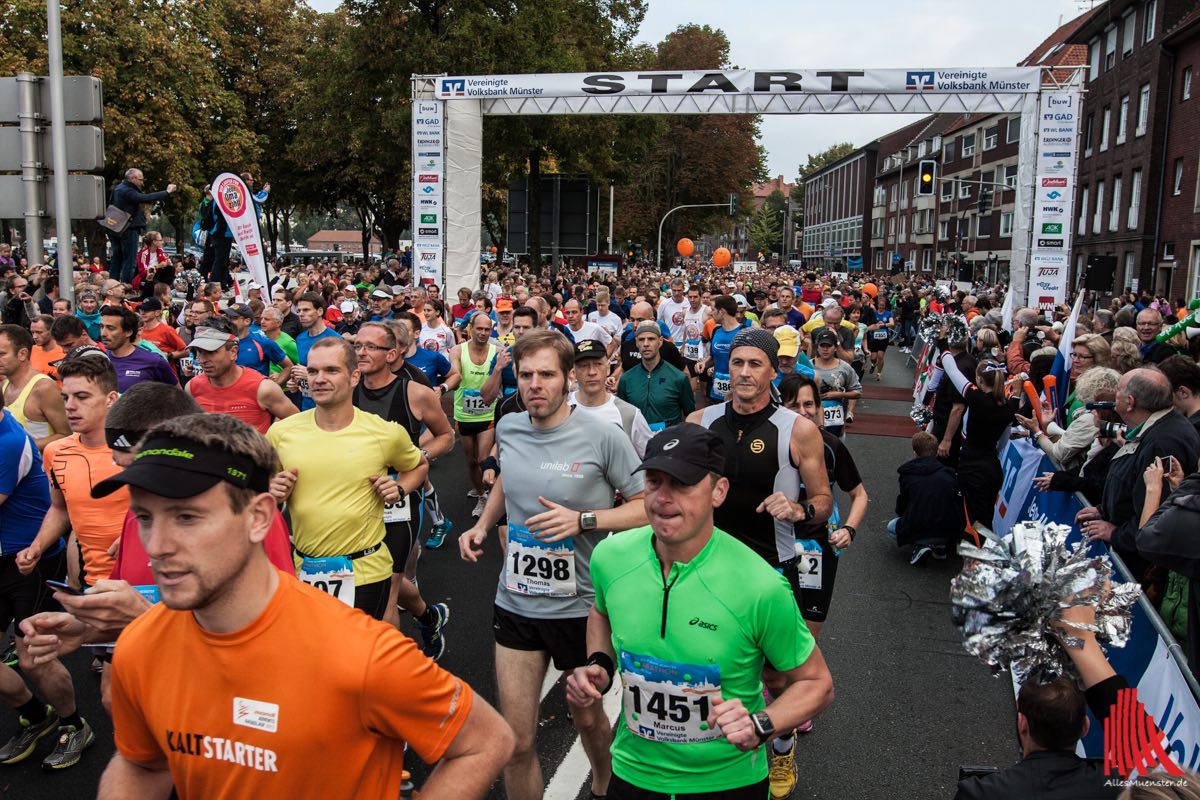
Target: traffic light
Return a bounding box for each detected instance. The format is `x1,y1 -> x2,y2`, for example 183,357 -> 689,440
917,160 -> 936,196
977,185 -> 993,215
728,192 -> 738,216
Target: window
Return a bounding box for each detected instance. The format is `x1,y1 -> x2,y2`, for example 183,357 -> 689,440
959,180 -> 971,199
977,214 -> 992,238
1174,158 -> 1184,194
1078,185 -> 1090,235
1093,180 -> 1105,233
1105,25 -> 1117,70
943,139 -> 956,161
1129,168 -> 1142,228
1184,67 -> 1193,101
917,140 -> 927,157
871,218 -> 883,238
983,126 -> 998,150
1007,116 -> 1021,143
1084,114 -> 1094,156
1124,252 -> 1135,286
874,251 -> 883,271
958,218 -> 970,240
961,133 -> 976,157
1004,164 -> 1018,189
899,215 -> 906,240
1164,241 -> 1175,260
1099,106 -> 1111,151
1137,84 -> 1150,136
1000,212 -> 1014,237
941,178 -> 953,200
888,184 -> 897,210
1145,0 -> 1156,43
938,220 -> 950,240
888,216 -> 895,236
1122,10 -> 1136,55
1088,37 -> 1101,81
873,185 -> 886,207
900,180 -> 909,208
1195,154 -> 1200,211
922,249 -> 932,270
1117,96 -> 1129,144
1110,175 -> 1122,231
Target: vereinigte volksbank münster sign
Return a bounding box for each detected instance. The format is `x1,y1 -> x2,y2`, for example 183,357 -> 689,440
436,69 -> 1041,100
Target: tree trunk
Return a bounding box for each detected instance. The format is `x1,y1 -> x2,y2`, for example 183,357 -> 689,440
265,209 -> 280,261
528,147 -> 542,277
282,209 -> 292,254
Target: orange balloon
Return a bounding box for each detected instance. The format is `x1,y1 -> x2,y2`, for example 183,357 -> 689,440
676,238 -> 695,257
490,245 -> 498,254
861,282 -> 878,298
712,247 -> 731,268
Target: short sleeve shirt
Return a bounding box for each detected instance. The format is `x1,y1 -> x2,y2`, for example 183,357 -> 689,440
0,410 -> 51,554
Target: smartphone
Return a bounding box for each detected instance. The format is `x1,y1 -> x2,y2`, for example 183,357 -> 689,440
45,579 -> 86,596
1161,456 -> 1172,470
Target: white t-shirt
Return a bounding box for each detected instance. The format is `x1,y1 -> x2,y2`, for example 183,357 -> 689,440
681,305 -> 709,362
419,324 -> 455,354
657,297 -> 690,345
587,309 -> 624,341
568,391 -> 654,458
568,320 -> 612,347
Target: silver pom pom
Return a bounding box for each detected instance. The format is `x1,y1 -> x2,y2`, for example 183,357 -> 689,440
910,404 -> 933,427
950,520 -> 1141,685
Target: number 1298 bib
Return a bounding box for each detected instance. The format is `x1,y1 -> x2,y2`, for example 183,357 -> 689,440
505,524 -> 576,597
620,650 -> 721,744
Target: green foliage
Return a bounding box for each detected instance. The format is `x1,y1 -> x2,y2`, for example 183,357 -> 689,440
747,204 -> 782,255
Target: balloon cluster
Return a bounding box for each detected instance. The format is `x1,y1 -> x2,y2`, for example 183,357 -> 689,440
951,520 -> 1141,685
917,313 -> 968,348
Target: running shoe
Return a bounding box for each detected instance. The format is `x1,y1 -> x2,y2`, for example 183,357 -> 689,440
417,603 -> 450,661
0,706 -> 58,764
424,518 -> 453,549
471,494 -> 488,518
910,546 -> 933,566
1,642 -> 16,668
796,719 -> 814,734
932,545 -> 948,560
467,489 -> 480,499
41,719 -> 94,770
768,737 -> 797,798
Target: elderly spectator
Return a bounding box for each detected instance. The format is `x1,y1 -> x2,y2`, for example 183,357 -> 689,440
1092,308 -> 1115,342
1020,367 -> 1120,474
1076,368 -> 1200,584
1135,309 -> 1177,364
107,167 -> 177,284
1158,355 -> 1200,437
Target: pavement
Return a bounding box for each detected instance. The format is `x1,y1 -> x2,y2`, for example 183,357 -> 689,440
0,348 -> 1019,799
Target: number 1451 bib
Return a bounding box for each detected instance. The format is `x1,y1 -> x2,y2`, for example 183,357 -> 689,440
620,650 -> 721,744
505,524 -> 576,597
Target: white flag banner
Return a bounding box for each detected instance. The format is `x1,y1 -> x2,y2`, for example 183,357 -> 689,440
212,172 -> 270,291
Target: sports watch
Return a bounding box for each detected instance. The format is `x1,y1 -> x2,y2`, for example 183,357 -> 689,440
579,511 -> 598,532
751,710 -> 776,742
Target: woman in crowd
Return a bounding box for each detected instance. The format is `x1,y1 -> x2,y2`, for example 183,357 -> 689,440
420,298 -> 455,354
1019,367 -> 1120,475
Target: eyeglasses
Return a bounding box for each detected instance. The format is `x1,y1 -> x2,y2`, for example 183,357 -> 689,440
1073,351 -> 1095,361
352,343 -> 391,352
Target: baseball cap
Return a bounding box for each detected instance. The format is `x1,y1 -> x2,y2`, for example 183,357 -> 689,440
496,297 -> 514,312
189,326 -> 237,352
339,300 -> 357,314
821,298 -> 839,309
92,433 -> 272,500
138,298 -> 163,312
774,325 -> 800,358
574,339 -> 607,362
814,328 -> 839,347
832,290 -> 842,297
634,321 -> 661,338
634,423 -> 726,485
731,327 -> 779,370
224,303 -> 254,320
371,288 -> 392,300
733,293 -> 749,309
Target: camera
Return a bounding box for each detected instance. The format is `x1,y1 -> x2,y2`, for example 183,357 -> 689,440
1098,421 -> 1127,438
1085,401 -> 1116,411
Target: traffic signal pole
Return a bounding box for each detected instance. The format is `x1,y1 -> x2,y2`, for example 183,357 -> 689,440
16,74 -> 43,269
655,202 -> 731,269
46,0 -> 74,302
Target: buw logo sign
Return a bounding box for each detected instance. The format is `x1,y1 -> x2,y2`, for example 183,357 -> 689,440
1106,688 -> 1184,779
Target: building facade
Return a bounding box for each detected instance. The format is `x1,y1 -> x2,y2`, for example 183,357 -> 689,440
1159,8 -> 1200,301
802,147 -> 875,270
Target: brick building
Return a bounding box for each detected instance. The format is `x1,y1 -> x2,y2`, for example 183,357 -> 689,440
1068,0 -> 1198,296
802,148 -> 875,270
306,229 -> 382,255
1159,8 -> 1200,300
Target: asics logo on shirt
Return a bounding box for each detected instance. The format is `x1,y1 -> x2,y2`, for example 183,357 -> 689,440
689,617 -> 718,631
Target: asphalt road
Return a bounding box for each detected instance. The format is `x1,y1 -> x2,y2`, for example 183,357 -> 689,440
0,352 -> 1019,799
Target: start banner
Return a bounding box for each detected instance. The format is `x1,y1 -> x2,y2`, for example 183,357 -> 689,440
993,437 -> 1200,767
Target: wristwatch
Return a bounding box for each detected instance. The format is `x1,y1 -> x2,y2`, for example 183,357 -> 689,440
798,502 -> 815,523
579,511 -> 598,532
751,710 -> 776,743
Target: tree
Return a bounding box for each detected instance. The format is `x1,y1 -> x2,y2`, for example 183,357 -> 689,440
790,142 -> 855,231
747,204 -> 782,257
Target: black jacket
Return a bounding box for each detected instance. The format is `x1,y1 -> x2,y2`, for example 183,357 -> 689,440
895,456 -> 961,545
1137,472 -> 1200,677
1047,442 -> 1118,506
111,180 -> 171,230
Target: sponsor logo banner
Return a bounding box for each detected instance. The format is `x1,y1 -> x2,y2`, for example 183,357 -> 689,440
411,99 -> 443,283
1041,222 -> 1063,234
212,172 -> 269,291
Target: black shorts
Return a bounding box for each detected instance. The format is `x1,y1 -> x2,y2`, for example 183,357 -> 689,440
609,774 -> 769,800
0,550 -> 66,632
384,492 -> 423,579
492,604 -> 587,671
684,358 -> 703,378
866,335 -> 890,353
780,539 -> 839,623
354,577 -> 391,620
457,419 -> 494,437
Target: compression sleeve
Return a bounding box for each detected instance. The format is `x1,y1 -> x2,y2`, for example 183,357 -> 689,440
939,351 -> 972,395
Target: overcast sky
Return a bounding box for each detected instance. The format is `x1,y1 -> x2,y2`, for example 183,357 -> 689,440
305,0 -> 1088,180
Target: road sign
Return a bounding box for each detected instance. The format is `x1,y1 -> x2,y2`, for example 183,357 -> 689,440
0,125 -> 104,171
0,76 -> 103,123
0,174 -> 105,218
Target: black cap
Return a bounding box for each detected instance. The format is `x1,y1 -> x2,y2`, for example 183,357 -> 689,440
224,303 -> 254,320
92,434 -> 272,499
814,328 -> 839,347
138,297 -> 163,312
574,339 -> 607,362
634,423 -> 726,485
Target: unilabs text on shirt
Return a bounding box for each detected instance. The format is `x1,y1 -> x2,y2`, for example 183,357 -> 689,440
166,729 -> 279,773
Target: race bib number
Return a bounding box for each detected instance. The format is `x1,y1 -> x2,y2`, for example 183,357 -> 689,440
298,556 -> 355,607
179,356 -> 196,376
872,329 -> 889,341
297,377 -> 312,398
383,489 -> 411,523
683,340 -> 702,361
822,400 -> 844,429
505,524 -> 576,597
793,539 -> 822,590
620,651 -> 721,744
461,388 -> 490,416
712,372 -> 731,399
133,585 -> 161,603
648,421 -> 667,433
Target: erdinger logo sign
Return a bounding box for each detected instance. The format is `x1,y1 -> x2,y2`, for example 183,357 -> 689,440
1105,688 -> 1183,780
216,177 -> 247,219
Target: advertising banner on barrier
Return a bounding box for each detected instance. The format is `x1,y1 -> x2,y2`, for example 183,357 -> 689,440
434,69 -> 1041,101
211,172 -> 270,291
412,99 -> 444,286
993,438 -> 1200,766
1027,90 -> 1081,310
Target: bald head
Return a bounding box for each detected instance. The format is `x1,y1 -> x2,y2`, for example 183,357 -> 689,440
1119,368 -> 1173,416
630,302 -> 655,324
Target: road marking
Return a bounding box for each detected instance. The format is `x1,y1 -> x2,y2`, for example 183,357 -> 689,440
543,685 -> 622,800
541,668 -> 560,702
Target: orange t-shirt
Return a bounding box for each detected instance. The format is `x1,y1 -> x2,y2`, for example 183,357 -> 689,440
31,344 -> 64,382
111,573 -> 474,799
43,434 -> 128,585
140,322 -> 186,356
